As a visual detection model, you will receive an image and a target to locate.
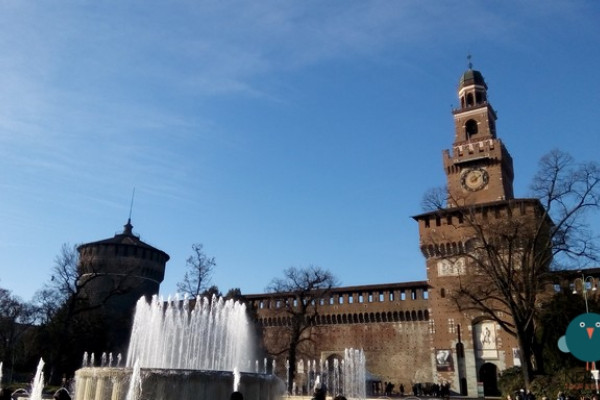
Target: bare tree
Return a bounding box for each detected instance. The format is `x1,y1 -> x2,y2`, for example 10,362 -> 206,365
40,243 -> 80,315
530,150 -> 600,267
33,243 -> 146,382
421,185 -> 447,211
224,287 -> 243,302
36,243 -> 117,318
201,284 -> 222,300
264,265 -> 339,393
435,150 -> 599,388
0,286 -> 36,382
177,244 -> 216,298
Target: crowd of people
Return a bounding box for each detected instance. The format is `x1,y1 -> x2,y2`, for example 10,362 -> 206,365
507,389 -> 600,400
508,389 -> 536,400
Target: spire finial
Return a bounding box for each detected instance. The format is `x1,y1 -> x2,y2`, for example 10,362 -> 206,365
128,187 -> 136,221
467,53 -> 473,70
124,187 -> 135,235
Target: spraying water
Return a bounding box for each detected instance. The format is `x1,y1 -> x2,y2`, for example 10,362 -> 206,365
125,359 -> 141,400
233,367 -> 241,392
0,361 -> 3,394
126,295 -> 254,371
343,348 -> 366,400
74,295 -> 284,400
29,358 -> 45,400
332,358 -> 340,396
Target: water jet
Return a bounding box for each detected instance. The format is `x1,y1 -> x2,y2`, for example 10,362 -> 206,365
74,295 -> 284,400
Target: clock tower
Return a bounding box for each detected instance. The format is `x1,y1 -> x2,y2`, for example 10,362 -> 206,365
413,64 -> 525,397
443,64 -> 514,206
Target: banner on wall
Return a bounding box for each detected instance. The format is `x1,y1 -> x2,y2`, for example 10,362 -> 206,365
512,348 -> 522,367
435,349 -> 455,372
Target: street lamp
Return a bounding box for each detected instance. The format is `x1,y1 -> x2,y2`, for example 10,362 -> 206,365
572,272 -> 597,313
572,271 -> 599,393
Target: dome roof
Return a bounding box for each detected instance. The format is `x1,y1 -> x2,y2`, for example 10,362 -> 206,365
459,68 -> 487,89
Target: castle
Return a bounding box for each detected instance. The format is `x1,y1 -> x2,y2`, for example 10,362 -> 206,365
77,65 -> 597,397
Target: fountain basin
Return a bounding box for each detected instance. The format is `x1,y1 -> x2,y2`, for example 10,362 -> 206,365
74,367 -> 284,400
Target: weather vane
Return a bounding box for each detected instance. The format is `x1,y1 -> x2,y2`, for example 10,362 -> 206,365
467,53 -> 473,69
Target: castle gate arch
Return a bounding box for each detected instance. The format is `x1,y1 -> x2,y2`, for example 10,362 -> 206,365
479,362 -> 499,396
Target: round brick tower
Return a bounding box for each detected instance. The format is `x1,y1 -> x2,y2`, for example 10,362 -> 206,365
77,219 -> 170,350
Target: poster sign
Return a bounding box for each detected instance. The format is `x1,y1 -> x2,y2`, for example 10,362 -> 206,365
437,258 -> 466,277
512,348 -> 521,367
477,382 -> 484,399
435,349 -> 454,372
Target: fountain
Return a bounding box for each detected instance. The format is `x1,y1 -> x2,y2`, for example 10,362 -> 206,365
30,359 -> 45,400
342,348 -> 366,399
74,295 -> 284,400
292,348 -> 366,399
8,359 -> 45,400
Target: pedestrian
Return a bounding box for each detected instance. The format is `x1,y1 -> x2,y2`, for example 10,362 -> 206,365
53,388 -> 71,400
312,388 -> 326,400
230,391 -> 244,400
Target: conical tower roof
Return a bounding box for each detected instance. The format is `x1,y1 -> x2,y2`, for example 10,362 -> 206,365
77,219 -> 170,261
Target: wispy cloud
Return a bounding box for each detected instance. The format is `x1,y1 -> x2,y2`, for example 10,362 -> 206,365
1,0 -> 597,300
1,0 -> 583,205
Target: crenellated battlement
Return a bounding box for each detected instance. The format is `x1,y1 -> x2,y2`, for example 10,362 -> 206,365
442,138 -> 505,165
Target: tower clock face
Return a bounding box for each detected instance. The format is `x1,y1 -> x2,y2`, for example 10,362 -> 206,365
461,168 -> 489,191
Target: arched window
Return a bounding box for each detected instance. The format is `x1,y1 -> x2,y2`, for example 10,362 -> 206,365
466,93 -> 474,106
466,119 -> 478,137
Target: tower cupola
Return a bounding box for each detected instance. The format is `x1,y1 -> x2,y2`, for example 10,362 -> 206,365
458,67 -> 488,109
452,62 -> 497,143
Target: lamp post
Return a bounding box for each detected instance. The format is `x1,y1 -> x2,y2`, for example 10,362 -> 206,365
572,272 -> 597,313
572,272 -> 598,393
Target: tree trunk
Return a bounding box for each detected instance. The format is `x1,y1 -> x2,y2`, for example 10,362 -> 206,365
516,325 -> 534,390
287,323 -> 302,394
288,344 -> 296,394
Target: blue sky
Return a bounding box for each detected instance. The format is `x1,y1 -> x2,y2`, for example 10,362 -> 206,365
1,1 -> 599,301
